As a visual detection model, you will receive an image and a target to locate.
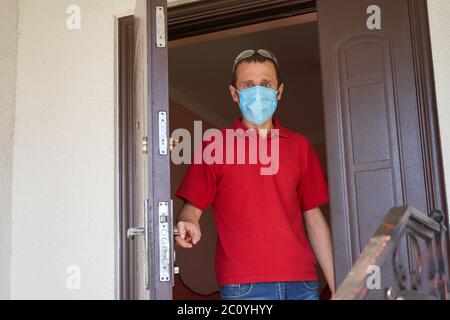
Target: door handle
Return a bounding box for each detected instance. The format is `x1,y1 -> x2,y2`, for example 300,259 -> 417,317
127,227 -> 144,240
127,198 -> 150,290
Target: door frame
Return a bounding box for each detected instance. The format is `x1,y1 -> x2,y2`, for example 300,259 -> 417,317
119,0 -> 448,298
119,15 -> 136,300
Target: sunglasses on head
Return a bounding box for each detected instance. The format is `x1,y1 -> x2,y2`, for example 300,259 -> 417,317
232,49 -> 279,72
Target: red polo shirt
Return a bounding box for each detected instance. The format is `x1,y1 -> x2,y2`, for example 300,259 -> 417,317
176,118 -> 329,285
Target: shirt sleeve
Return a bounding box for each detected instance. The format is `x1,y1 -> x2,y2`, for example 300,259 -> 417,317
297,139 -> 329,212
175,148 -> 217,211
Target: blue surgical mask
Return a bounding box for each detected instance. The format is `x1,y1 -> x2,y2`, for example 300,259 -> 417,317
237,86 -> 279,126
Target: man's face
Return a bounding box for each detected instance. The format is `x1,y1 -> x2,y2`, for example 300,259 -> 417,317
229,61 -> 284,104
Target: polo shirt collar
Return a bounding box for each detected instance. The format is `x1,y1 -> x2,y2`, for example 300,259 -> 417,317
231,117 -> 289,138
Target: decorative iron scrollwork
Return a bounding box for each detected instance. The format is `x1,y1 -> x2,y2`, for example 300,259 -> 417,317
392,231 -> 424,297
334,206 -> 449,300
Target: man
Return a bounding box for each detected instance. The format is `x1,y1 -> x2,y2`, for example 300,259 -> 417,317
175,49 -> 335,300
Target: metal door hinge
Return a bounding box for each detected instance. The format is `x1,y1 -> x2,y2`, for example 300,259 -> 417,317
170,137 -> 180,152
142,136 -> 148,154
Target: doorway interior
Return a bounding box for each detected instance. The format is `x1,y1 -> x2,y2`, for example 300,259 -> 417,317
168,12 -> 330,300
119,0 -> 447,301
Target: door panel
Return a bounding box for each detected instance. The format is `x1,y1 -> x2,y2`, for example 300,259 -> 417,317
318,0 -> 428,298
130,0 -> 172,300
131,0 -> 149,300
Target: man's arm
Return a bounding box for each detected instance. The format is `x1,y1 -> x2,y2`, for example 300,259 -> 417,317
175,202 -> 203,248
303,207 -> 335,296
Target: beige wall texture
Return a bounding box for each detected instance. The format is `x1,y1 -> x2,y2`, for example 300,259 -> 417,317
9,0 -> 135,299
0,0 -> 19,300
428,0 -> 450,219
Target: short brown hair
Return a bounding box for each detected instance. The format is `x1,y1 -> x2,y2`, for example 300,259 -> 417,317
231,54 -> 282,88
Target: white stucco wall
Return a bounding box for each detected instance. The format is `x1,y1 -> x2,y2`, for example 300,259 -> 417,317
10,0 -> 135,300
0,0 -> 19,300
428,0 -> 450,217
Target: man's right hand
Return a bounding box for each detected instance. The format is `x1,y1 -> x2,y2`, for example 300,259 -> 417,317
175,221 -> 202,248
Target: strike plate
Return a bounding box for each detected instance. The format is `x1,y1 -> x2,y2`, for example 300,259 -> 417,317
159,201 -> 170,282
156,6 -> 166,48
159,111 -> 168,155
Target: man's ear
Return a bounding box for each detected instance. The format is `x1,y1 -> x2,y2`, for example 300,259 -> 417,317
277,83 -> 285,101
229,85 -> 239,103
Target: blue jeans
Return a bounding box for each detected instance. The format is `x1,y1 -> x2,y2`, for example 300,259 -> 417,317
220,281 -> 320,300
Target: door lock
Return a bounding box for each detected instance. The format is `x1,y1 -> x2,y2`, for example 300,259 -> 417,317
159,201 -> 171,282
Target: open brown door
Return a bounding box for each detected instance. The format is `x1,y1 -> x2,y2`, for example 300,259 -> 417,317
127,0 -> 172,300
317,0 -> 446,298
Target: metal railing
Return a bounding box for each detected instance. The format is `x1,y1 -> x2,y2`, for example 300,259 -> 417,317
333,206 -> 449,300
